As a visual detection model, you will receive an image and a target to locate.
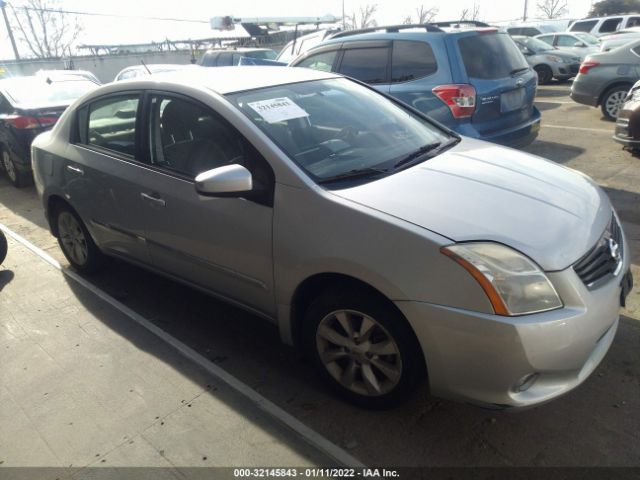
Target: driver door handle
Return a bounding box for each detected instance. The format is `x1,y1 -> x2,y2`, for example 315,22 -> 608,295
66,165 -> 84,175
140,192 -> 166,207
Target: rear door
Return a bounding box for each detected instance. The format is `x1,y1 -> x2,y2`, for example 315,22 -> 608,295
453,32 -> 537,138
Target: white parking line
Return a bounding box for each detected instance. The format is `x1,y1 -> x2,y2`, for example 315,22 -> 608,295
0,223 -> 366,469
542,124 -> 613,134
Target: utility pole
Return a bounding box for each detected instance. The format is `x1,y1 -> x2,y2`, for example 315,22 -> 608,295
0,0 -> 19,60
523,0 -> 528,21
342,0 -> 346,29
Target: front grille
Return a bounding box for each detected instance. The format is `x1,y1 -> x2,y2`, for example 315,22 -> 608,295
574,214 -> 624,288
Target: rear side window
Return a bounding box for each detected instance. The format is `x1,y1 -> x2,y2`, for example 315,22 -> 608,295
84,95 -> 139,156
200,53 -> 217,67
217,53 -> 234,66
537,35 -> 555,45
627,17 -> 640,28
391,41 -> 437,82
296,50 -> 338,72
570,20 -> 598,32
599,18 -> 622,33
458,34 -> 528,79
338,47 -> 389,84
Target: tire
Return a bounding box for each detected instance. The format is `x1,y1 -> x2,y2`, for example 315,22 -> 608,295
0,231 -> 7,265
54,204 -> 105,273
1,148 -> 30,188
302,286 -> 425,408
534,65 -> 553,85
601,85 -> 630,121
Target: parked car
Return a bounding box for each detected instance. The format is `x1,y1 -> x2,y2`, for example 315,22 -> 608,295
570,39 -> 640,120
32,67 -> 632,409
290,24 -> 541,147
534,32 -> 600,60
276,28 -> 342,63
512,35 -> 582,83
598,28 -> 640,52
613,79 -> 640,149
198,48 -> 278,67
114,64 -> 197,81
0,75 -> 98,187
569,15 -> 640,37
506,24 -> 560,36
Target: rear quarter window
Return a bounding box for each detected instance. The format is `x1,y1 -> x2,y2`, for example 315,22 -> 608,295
391,40 -> 437,82
338,47 -> 389,84
599,18 -> 622,33
458,33 -> 528,79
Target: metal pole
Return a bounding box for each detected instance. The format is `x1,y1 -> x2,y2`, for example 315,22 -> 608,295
342,0 -> 345,29
523,0 -> 528,21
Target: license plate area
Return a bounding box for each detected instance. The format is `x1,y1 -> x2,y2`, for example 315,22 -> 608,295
501,88 -> 526,113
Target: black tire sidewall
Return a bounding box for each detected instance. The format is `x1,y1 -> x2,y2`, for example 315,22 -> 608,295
302,288 -> 425,409
0,231 -> 7,265
535,65 -> 553,85
54,205 -> 104,273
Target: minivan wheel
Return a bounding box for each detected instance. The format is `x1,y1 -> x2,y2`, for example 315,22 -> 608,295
55,205 -> 104,273
0,230 -> 7,265
601,86 -> 629,120
303,288 -> 425,408
534,65 -> 553,85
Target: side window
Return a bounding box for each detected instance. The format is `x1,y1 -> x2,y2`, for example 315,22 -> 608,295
148,95 -> 275,197
232,53 -> 244,65
391,40 -> 437,82
338,47 -> 389,84
507,28 -> 521,35
0,93 -> 13,114
537,35 -> 554,45
200,53 -> 217,67
522,28 -> 540,36
84,95 -> 139,156
599,18 -> 622,33
557,35 -> 578,47
627,17 -> 640,28
570,20 -> 598,32
296,50 -> 338,72
217,53 -> 234,66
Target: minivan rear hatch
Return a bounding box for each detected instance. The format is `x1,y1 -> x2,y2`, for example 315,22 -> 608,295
455,32 -> 537,136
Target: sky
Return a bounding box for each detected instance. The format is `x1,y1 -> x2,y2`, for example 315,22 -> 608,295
0,0 -> 597,59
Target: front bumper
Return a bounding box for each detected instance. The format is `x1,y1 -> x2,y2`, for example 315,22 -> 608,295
396,241 -> 630,409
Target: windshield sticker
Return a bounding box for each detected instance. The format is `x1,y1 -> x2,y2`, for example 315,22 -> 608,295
248,97 -> 309,123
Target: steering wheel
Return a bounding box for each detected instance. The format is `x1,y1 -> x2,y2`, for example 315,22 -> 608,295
338,126 -> 359,143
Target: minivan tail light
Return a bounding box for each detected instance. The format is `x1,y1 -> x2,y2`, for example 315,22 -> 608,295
579,61 -> 600,75
432,84 -> 476,118
4,115 -> 58,130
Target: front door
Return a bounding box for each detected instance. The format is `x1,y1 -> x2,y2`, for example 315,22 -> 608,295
136,93 -> 276,316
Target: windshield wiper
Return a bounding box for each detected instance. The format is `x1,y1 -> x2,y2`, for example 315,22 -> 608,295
393,141 -> 444,170
510,67 -> 529,76
317,167 -> 390,185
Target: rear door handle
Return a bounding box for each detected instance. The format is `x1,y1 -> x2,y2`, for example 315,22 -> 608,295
66,165 -> 84,175
140,192 -> 166,207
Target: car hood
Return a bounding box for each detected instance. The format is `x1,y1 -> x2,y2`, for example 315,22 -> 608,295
330,138 -> 612,271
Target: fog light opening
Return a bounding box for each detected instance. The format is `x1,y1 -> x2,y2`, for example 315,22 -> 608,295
513,373 -> 539,393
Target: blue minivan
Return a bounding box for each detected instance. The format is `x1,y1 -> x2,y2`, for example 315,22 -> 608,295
290,24 -> 541,147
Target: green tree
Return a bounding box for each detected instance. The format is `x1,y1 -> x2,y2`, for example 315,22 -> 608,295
589,0 -> 640,16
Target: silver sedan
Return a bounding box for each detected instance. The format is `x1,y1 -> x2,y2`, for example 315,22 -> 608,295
31,67 -> 632,409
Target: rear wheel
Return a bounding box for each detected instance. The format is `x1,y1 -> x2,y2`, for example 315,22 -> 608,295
534,65 -> 553,85
601,85 -> 630,120
303,287 -> 425,408
0,231 -> 7,265
54,204 -> 105,273
1,149 -> 29,188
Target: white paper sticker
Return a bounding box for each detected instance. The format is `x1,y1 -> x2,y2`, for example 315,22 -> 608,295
248,97 -> 309,123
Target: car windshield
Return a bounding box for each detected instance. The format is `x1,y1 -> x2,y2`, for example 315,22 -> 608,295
575,32 -> 599,44
2,77 -> 97,106
227,78 -> 451,184
520,37 -> 555,52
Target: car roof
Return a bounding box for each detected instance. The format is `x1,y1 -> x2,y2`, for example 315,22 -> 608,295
101,66 -> 339,96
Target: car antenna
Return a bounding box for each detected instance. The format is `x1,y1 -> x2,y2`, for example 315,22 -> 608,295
141,60 -> 152,75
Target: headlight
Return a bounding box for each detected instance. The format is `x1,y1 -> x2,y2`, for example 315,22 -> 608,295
441,243 -> 563,316
545,55 -> 562,63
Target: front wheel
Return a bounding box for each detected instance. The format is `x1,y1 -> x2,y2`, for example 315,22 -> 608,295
1,149 -> 30,188
303,287 -> 425,408
601,85 -> 630,120
54,204 -> 105,273
534,65 -> 553,85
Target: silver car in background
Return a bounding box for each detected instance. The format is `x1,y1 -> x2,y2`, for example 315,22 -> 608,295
535,32 -> 600,60
571,38 -> 640,119
31,67 -> 632,409
512,35 -> 581,84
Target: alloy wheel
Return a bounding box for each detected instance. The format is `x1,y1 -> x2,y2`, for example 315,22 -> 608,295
58,211 -> 89,266
2,151 -> 17,183
315,309 -> 402,397
605,90 -> 627,119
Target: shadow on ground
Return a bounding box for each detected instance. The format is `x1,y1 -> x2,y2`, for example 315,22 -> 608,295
522,140 -> 584,163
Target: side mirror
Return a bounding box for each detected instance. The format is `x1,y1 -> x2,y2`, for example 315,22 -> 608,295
195,164 -> 253,197
574,41 -> 586,47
